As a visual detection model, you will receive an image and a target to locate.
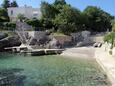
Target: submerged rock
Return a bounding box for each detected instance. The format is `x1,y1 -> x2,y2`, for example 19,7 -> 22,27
0,68 -> 26,86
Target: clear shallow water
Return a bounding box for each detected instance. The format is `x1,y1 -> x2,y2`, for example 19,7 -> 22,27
0,53 -> 110,86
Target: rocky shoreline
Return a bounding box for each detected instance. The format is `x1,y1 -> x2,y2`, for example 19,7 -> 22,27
0,32 -> 21,51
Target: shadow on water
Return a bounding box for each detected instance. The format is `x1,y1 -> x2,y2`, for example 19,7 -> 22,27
0,68 -> 26,86
36,82 -> 54,86
0,52 -> 16,59
0,52 -> 28,59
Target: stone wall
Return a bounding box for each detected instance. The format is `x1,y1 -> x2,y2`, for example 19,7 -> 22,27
90,35 -> 104,43
71,31 -> 104,46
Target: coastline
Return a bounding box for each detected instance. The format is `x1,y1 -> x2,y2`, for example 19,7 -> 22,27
61,46 -> 95,59
61,46 -> 115,86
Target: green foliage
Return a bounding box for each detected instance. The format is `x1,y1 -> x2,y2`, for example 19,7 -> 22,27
2,0 -> 10,9
40,1 -> 56,30
52,4 -> 81,34
41,1 -> 56,19
83,6 -> 114,32
26,19 -> 39,27
41,0 -> 82,34
0,8 -> 9,22
104,33 -> 112,43
109,50 -> 112,55
11,0 -> 18,7
17,14 -> 26,22
104,31 -> 115,48
0,0 -> 18,31
54,0 -> 66,5
40,0 -> 114,34
25,18 -> 41,30
52,32 -> 66,36
1,22 -> 16,31
112,20 -> 115,32
40,18 -> 53,29
57,23 -> 76,35
104,32 -> 115,43
53,5 -> 80,24
52,5 -> 79,34
2,0 -> 18,8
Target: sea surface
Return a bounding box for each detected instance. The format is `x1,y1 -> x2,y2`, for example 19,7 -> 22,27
0,53 -> 111,86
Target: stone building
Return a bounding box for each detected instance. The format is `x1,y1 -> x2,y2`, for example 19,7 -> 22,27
7,6 -> 41,21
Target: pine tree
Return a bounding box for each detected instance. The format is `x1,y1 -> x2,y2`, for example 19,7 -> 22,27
11,0 -> 18,7
54,0 -> 66,5
2,0 -> 10,9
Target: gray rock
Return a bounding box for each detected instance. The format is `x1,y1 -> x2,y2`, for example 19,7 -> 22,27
49,38 -> 61,49
0,35 -> 21,51
0,32 -> 8,40
76,42 -> 83,47
29,38 -> 37,45
29,31 -> 51,45
71,31 -> 91,46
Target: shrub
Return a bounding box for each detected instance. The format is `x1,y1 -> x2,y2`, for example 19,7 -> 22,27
104,32 -> 115,43
109,50 -> 112,55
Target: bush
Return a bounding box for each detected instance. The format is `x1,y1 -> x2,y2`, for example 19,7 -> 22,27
3,22 -> 16,31
104,32 -> 115,43
109,50 -> 112,55
104,33 -> 111,43
57,23 -> 76,35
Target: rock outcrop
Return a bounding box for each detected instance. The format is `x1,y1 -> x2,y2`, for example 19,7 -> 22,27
0,33 -> 21,51
49,38 -> 61,49
0,33 -> 8,40
29,31 -> 51,46
71,31 -> 92,46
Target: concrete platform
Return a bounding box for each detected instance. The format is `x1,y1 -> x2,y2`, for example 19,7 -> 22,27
61,46 -> 114,86
21,49 -> 64,56
95,48 -> 115,86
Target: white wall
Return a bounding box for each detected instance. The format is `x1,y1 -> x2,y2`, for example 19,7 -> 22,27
7,6 -> 41,21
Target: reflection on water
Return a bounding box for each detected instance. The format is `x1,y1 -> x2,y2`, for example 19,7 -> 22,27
0,53 -> 111,86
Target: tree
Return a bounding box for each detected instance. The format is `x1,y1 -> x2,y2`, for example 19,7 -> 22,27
11,0 -> 18,7
40,0 -> 114,34
3,22 -> 16,31
40,0 -> 82,34
26,18 -> 41,30
57,23 -> 76,35
52,5 -> 81,34
83,6 -> 114,32
2,0 -> 10,9
111,20 -> 115,32
41,1 -> 56,19
0,8 -> 9,22
104,32 -> 115,48
54,0 -> 66,5
17,14 -> 26,22
40,1 -> 56,30
0,0 -> 10,22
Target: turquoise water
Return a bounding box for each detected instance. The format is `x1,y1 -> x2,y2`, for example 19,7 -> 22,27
0,53 -> 110,86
